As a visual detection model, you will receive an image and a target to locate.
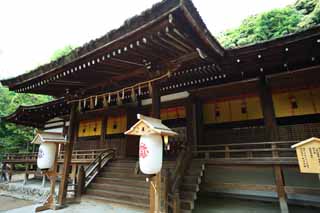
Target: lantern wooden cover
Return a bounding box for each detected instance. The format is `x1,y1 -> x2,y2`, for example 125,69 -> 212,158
291,137 -> 320,174
125,114 -> 177,136
31,131 -> 67,145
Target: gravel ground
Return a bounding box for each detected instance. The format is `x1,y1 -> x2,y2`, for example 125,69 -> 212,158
6,198 -> 146,213
0,195 -> 33,212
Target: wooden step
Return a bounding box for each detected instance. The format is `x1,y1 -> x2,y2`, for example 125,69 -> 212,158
109,162 -> 138,167
186,168 -> 203,176
86,188 -> 149,204
84,194 -> 149,210
180,191 -> 197,200
180,198 -> 194,210
181,184 -> 199,192
99,171 -> 147,179
89,183 -> 149,195
103,166 -> 135,173
180,210 -> 192,213
183,175 -> 201,184
94,177 -> 148,187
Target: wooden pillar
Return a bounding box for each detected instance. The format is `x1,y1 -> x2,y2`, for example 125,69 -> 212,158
258,76 -> 279,141
274,165 -> 289,213
58,103 -> 78,205
186,98 -> 194,147
100,115 -> 107,148
150,81 -> 163,213
188,96 -> 203,149
260,77 -> 287,211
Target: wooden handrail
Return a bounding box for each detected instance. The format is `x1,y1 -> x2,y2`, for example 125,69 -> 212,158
193,141 -> 297,161
84,149 -> 115,188
195,141 -> 298,148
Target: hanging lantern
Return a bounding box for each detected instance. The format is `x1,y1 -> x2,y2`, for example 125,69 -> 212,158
31,131 -> 67,171
125,114 -> 177,174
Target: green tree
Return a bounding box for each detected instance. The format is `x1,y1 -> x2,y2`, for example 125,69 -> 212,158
0,44 -> 76,159
217,0 -> 320,48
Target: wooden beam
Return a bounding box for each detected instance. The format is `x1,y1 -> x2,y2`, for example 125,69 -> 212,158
274,165 -> 289,213
58,103 -> 78,205
258,76 -> 279,141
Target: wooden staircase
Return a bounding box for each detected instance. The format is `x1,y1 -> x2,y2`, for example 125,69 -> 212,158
179,161 -> 205,213
84,159 -> 176,210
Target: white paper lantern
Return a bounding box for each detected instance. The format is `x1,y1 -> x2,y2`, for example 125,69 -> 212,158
139,134 -> 163,174
37,143 -> 57,170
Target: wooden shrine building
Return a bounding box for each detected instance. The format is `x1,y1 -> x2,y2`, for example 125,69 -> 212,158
1,0 -> 320,212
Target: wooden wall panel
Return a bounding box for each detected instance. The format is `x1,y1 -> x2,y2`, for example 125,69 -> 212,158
106,114 -> 127,135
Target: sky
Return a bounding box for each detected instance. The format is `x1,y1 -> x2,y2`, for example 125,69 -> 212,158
0,0 -> 295,80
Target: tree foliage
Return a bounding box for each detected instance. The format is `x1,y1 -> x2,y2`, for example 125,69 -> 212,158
217,0 -> 320,48
50,45 -> 75,61
0,85 -> 52,159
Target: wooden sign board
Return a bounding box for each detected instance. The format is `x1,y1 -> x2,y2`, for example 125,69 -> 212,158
291,137 -> 320,174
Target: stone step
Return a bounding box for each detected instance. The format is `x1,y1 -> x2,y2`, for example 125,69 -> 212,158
94,177 -> 148,187
89,182 -> 149,195
84,194 -> 149,210
86,188 -> 149,204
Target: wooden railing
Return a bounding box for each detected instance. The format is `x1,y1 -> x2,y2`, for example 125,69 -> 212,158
3,149 -> 109,163
83,149 -> 115,188
4,152 -> 38,162
193,141 -> 298,163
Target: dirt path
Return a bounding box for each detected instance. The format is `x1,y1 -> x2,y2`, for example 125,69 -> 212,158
0,195 -> 33,212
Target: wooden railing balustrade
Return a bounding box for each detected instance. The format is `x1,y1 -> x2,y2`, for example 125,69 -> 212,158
3,149 -> 110,163
193,141 -> 298,163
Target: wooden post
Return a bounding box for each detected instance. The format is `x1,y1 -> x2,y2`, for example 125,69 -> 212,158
23,164 -> 29,185
58,103 -> 78,205
101,115 -> 107,148
76,166 -> 85,200
186,98 -> 194,147
150,81 -> 163,213
172,192 -> 180,213
274,165 -> 289,213
42,175 -> 46,187
8,164 -> 13,182
36,143 -> 59,212
258,76 -> 279,141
